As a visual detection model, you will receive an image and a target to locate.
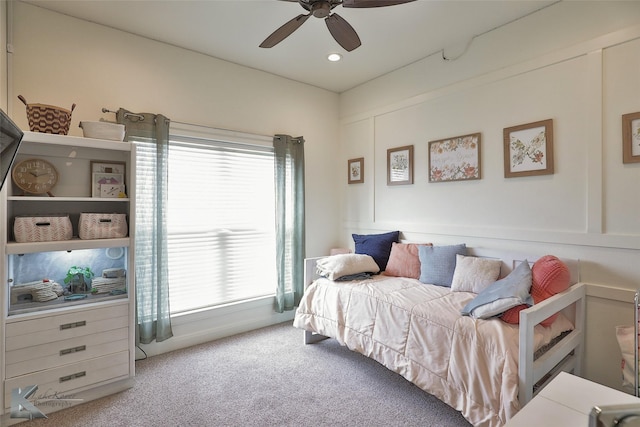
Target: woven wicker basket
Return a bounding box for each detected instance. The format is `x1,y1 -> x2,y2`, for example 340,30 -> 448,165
18,95 -> 76,135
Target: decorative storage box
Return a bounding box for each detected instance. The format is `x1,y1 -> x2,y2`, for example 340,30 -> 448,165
13,215 -> 73,243
79,213 -> 128,239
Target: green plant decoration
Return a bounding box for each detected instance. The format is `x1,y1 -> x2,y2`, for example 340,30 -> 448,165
64,266 -> 95,293
64,266 -> 95,284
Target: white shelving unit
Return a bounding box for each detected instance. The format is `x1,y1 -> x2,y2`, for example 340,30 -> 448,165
0,132 -> 135,423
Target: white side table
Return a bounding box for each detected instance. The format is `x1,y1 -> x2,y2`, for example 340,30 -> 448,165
506,372 -> 640,426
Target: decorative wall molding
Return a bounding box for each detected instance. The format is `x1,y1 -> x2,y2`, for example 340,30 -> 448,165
342,220 -> 640,251
340,24 -> 640,126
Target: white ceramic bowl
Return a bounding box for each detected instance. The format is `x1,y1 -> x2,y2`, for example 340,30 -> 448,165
79,121 -> 125,141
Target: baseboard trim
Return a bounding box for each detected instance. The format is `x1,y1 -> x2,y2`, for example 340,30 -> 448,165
137,298 -> 295,358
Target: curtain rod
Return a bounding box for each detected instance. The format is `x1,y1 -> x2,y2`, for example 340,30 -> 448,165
170,120 -> 274,148
170,119 -> 272,140
101,108 -> 145,121
102,108 -> 273,142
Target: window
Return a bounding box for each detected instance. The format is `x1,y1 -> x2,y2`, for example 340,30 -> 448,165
165,132 -> 277,314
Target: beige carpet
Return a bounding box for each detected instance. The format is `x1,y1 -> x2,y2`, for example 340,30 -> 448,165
19,322 -> 471,427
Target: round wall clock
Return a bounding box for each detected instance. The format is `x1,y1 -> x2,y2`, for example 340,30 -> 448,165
12,158 -> 59,196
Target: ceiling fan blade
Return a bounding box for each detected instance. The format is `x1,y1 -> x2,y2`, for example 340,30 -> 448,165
325,13 -> 361,52
259,14 -> 311,48
342,0 -> 416,8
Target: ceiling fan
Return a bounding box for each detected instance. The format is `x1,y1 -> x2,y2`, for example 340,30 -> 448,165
259,0 -> 416,52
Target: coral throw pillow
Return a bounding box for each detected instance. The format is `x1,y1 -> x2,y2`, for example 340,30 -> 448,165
499,302 -> 526,324
501,255 -> 571,326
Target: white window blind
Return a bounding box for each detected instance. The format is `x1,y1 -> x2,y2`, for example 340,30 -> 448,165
165,135 -> 277,314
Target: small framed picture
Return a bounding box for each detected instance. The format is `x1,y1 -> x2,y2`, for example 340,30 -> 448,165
387,145 -> 413,186
348,157 -> 364,184
503,119 -> 554,178
93,173 -> 124,198
622,112 -> 640,164
429,133 -> 481,183
91,161 -> 126,197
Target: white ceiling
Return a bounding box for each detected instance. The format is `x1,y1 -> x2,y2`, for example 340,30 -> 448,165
21,0 -> 557,93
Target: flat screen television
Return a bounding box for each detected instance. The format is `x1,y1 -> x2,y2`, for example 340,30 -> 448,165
0,109 -> 24,192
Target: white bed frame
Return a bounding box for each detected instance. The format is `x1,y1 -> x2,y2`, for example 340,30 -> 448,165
300,251 -> 586,408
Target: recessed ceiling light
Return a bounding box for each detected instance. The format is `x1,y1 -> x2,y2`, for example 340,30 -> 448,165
327,53 -> 342,62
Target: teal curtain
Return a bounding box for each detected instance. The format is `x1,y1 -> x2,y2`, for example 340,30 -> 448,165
273,134 -> 305,313
117,109 -> 173,344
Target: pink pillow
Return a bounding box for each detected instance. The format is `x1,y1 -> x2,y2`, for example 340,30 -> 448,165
501,255 -> 570,326
383,242 -> 432,279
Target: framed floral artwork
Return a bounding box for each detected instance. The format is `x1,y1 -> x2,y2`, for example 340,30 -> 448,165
387,145 -> 413,185
503,119 -> 554,178
428,133 -> 481,183
348,157 -> 364,184
622,112 -> 640,164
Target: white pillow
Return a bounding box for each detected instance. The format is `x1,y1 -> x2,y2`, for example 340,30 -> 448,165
450,255 -> 502,293
316,254 -> 380,281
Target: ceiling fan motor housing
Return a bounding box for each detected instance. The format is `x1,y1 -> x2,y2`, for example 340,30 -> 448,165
311,1 -> 331,18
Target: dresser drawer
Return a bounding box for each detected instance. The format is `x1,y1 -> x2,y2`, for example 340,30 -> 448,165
5,327 -> 129,378
5,304 -> 129,351
4,350 -> 130,410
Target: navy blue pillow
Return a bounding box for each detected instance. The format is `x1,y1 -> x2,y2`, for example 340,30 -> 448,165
352,231 -> 399,271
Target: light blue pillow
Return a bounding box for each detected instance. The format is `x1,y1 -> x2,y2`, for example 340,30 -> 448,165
461,260 -> 534,319
418,244 -> 467,287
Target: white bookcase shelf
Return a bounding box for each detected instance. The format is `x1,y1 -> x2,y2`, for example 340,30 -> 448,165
0,131 -> 135,422
8,196 -> 130,202
6,237 -> 131,255
20,131 -> 132,151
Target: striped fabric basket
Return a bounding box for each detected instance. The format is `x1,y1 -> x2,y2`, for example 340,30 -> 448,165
79,213 -> 128,239
13,215 -> 73,243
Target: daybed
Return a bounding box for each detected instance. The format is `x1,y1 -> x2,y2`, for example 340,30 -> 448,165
293,239 -> 585,427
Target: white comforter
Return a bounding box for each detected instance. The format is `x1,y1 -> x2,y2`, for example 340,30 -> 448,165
293,275 -> 573,427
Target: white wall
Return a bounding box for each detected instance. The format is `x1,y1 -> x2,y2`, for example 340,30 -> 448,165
338,2 -> 640,390
5,2 -> 342,355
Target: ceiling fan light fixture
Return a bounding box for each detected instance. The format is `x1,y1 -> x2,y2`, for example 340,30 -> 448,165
327,53 -> 342,62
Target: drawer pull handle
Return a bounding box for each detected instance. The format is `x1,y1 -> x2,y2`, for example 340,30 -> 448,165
60,320 -> 87,330
60,345 -> 86,356
59,371 -> 86,383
